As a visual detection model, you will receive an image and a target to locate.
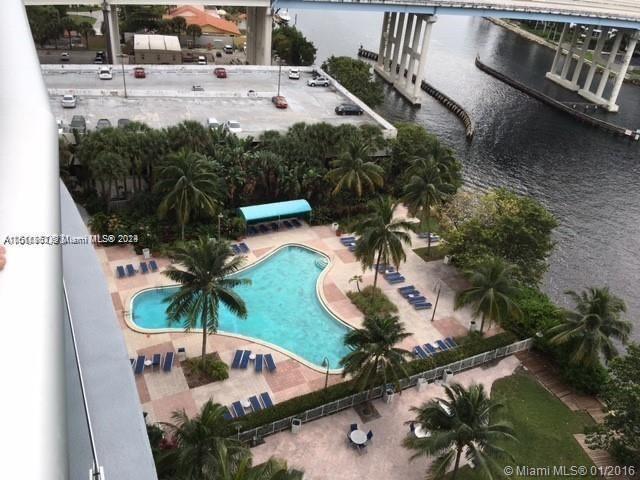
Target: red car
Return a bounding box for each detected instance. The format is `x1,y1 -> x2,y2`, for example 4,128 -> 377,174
272,95 -> 288,109
214,67 -> 227,79
134,67 -> 146,79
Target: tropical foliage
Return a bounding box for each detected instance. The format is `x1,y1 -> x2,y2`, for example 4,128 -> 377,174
272,25 -> 317,66
322,56 -> 385,107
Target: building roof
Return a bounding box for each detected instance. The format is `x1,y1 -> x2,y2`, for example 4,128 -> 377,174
133,34 -> 181,52
239,200 -> 312,223
166,5 -> 241,36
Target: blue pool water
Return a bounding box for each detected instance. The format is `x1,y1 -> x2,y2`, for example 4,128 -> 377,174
130,245 -> 352,368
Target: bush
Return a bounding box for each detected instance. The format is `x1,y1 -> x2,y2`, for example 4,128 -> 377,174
322,56 -> 384,108
182,355 -> 229,388
506,287 -> 564,338
347,286 -> 398,317
558,360 -> 608,395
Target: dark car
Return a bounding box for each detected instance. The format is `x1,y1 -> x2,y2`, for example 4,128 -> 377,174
335,103 -> 364,116
117,118 -> 130,128
94,51 -> 105,64
214,67 -> 227,78
96,119 -> 112,130
271,95 -> 288,109
134,67 -> 146,78
70,115 -> 86,134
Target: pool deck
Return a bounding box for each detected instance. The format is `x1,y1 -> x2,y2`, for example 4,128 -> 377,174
99,207 -> 483,424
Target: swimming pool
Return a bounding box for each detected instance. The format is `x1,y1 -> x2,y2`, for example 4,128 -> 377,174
130,245 -> 352,370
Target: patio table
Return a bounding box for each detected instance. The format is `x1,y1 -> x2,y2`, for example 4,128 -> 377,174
349,430 -> 367,445
414,425 -> 431,438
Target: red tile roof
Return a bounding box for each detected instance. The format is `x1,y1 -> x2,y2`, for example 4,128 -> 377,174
166,6 -> 240,36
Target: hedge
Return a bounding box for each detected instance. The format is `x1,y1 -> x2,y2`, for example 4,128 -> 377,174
222,331 -> 521,436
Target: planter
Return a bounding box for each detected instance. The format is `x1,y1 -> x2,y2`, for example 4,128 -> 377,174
383,388 -> 395,404
291,418 -> 302,434
469,320 -> 477,332
416,377 -> 427,392
443,368 -> 454,385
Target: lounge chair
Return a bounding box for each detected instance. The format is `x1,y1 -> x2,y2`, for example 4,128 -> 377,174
140,262 -> 149,274
232,401 -> 245,418
134,355 -> 145,375
340,236 -> 356,244
248,226 -> 259,235
163,351 -> 174,372
348,245 -> 356,252
260,391 -> 274,408
239,243 -> 249,254
384,271 -> 402,279
445,337 -> 458,349
116,266 -> 126,278
264,353 -> 277,372
408,296 -> 427,304
240,350 -> 251,369
223,408 -> 234,421
152,353 -> 161,369
249,395 -> 262,412
424,343 -> 438,355
126,264 -> 136,277
387,276 -> 405,284
232,244 -> 241,255
259,224 -> 269,234
413,346 -> 428,359
398,285 -> 415,293
413,302 -> 432,310
231,350 -> 243,368
436,340 -> 450,351
291,219 -> 302,227
270,222 -> 278,231
283,220 -> 293,229
254,353 -> 263,373
350,423 -> 358,432
402,289 -> 420,298
149,260 -> 158,272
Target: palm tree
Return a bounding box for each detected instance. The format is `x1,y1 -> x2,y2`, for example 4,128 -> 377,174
353,196 -> 415,288
326,138 -> 383,218
155,150 -> 220,240
164,237 -> 250,359
348,274 -> 363,293
76,21 -> 94,49
454,257 -> 522,334
402,156 -> 455,256
186,24 -> 202,46
548,287 -> 632,367
403,383 -> 516,480
340,314 -> 411,393
213,444 -> 305,480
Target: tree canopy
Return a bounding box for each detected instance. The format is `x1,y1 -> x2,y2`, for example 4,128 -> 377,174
272,25 -> 316,66
322,56 -> 384,108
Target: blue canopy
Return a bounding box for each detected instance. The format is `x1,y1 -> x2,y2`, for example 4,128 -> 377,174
238,199 -> 312,224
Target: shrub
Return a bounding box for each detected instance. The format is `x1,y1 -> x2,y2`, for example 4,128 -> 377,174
347,286 -> 398,317
182,355 -> 229,389
507,287 -> 564,338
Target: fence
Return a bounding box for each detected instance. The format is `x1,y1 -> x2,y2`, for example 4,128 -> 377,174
237,337 -> 533,442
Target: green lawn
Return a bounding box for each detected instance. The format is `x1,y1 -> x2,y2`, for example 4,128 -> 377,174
413,245 -> 446,262
445,373 -> 597,480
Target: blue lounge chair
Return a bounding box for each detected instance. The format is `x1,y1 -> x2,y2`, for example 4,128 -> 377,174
388,276 -> 405,284
231,244 -> 241,255
413,346 -> 428,359
231,350 -> 243,368
340,237 -> 355,244
248,226 -> 259,235
152,353 -> 161,369
445,337 -> 458,349
255,354 -> 263,373
240,350 -> 251,369
223,408 -> 233,420
163,351 -> 174,372
264,353 -> 277,372
134,355 -> 145,375
413,302 -> 433,310
283,220 -> 293,229
149,260 -> 158,272
292,219 -> 302,227
270,222 -> 278,231
402,289 -> 420,298
348,245 -> 356,252
350,423 -> 358,432
398,285 -> 415,293
408,296 -> 427,304
126,264 -> 136,277
232,401 -> 245,417
239,243 -> 249,254
260,392 -> 274,408
436,340 -> 450,351
259,224 -> 269,234
116,266 -> 126,278
424,343 -> 438,355
140,262 -> 149,274
249,395 -> 262,412
384,271 -> 402,279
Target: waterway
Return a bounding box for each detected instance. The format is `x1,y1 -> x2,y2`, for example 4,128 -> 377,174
290,11 -> 640,340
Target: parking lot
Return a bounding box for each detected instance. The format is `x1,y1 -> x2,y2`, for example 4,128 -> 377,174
44,66 -> 394,137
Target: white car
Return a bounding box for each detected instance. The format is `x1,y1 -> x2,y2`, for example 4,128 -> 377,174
224,120 -> 242,134
98,67 -> 113,80
197,55 -> 207,65
307,77 -> 329,87
61,94 -> 77,108
207,117 -> 220,129
288,68 -> 300,80
60,52 -> 70,62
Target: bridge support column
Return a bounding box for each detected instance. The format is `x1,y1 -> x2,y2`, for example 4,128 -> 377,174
546,24 -> 580,90
549,24 -> 569,76
246,7 -> 272,65
377,12 -> 390,69
579,27 -> 609,96
102,2 -> 121,65
568,25 -> 595,89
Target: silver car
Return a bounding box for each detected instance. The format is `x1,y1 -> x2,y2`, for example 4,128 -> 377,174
61,94 -> 77,108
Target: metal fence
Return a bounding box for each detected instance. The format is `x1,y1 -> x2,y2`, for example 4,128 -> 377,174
238,338 -> 533,442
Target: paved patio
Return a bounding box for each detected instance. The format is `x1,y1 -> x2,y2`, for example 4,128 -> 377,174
251,356 -> 522,479
100,210 -> 479,424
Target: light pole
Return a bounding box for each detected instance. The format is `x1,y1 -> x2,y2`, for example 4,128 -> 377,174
275,55 -> 282,97
118,54 -> 128,98
217,212 -> 224,239
430,281 -> 442,322
321,357 -> 330,390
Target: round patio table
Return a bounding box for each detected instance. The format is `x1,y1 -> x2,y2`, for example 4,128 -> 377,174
349,430 -> 367,445
414,425 -> 431,438
241,399 -> 251,409
144,360 -> 152,367
249,353 -> 256,361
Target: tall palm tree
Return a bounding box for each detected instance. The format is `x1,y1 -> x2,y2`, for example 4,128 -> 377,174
548,287 -> 632,367
326,138 -> 383,218
454,257 -> 522,334
340,314 -> 411,393
353,196 -> 415,288
402,156 -> 455,256
155,150 -> 220,240
164,237 -> 250,359
403,383 -> 516,480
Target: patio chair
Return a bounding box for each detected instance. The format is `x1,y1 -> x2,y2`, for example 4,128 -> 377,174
424,343 -> 438,355
350,423 -> 358,432
232,401 -> 246,418
231,350 -> 243,368
240,350 -> 251,369
445,337 -> 458,349
254,353 -> 263,373
260,391 -> 274,408
292,219 -> 302,227
398,285 -> 416,293
134,355 -> 145,375
264,353 -> 277,372
149,260 -> 158,272
163,351 -> 174,372
116,266 -> 126,278
283,220 -> 293,229
436,340 -> 450,351
151,353 -> 161,369
126,264 -> 136,277
129,358 -> 134,367
410,422 -> 415,432
140,262 -> 149,274
366,430 -> 373,442
239,242 -> 249,254
249,395 -> 262,412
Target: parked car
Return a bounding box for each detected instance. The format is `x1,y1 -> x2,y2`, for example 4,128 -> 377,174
288,68 -> 300,80
197,55 -> 207,65
117,119 -> 130,128
214,67 -> 227,78
335,103 -> 364,116
223,45 -> 233,54
182,52 -> 194,62
94,51 -> 105,64
307,77 -> 329,87
60,52 -> 70,62
207,117 -> 220,129
96,119 -> 112,130
98,66 -> 113,80
70,115 -> 86,134
134,67 -> 146,78
215,51 -> 222,58
271,95 -> 288,109
247,89 -> 258,97
61,94 -> 77,108
192,85 -> 204,91
224,120 -> 242,134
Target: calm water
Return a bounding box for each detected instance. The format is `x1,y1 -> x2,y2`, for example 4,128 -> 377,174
292,11 -> 640,340
131,246 -> 351,368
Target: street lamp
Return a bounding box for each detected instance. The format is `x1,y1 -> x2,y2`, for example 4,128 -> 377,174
430,281 -> 442,322
217,212 -> 224,239
321,357 -> 330,390
118,54 -> 128,98
274,55 -> 282,97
